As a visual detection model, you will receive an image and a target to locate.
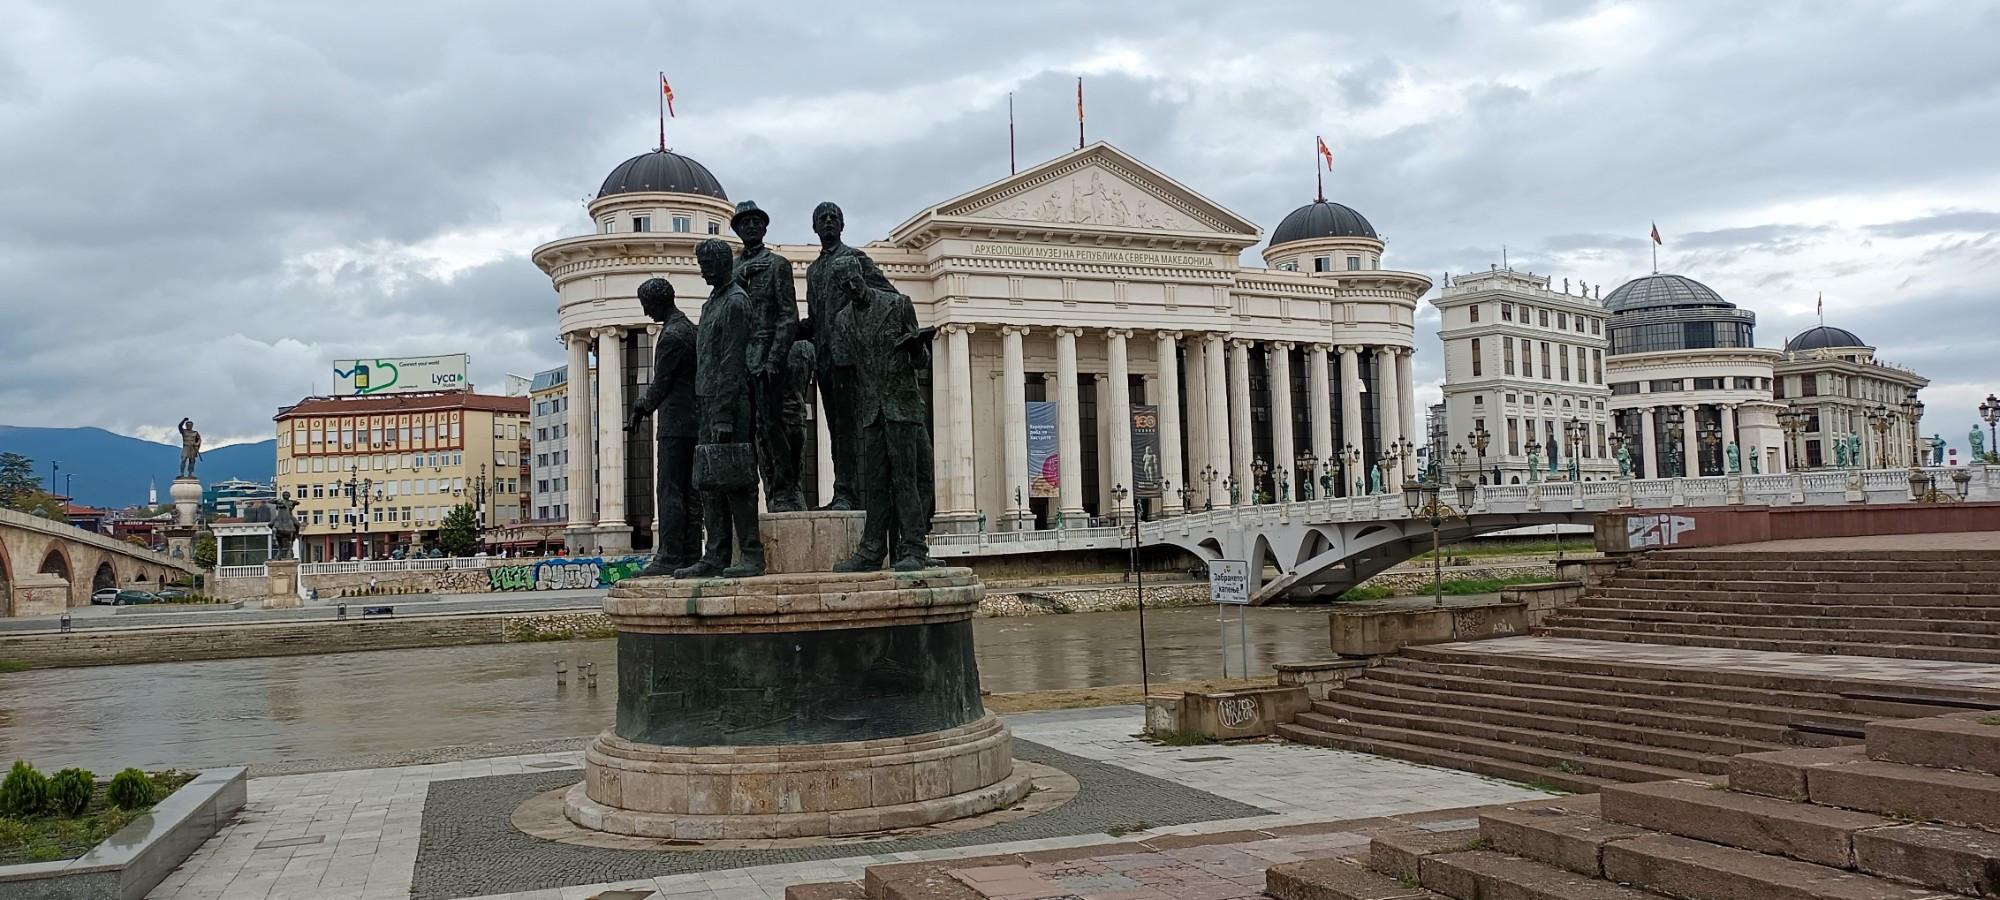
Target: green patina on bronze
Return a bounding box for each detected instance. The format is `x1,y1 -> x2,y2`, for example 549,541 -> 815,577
614,619 -> 983,746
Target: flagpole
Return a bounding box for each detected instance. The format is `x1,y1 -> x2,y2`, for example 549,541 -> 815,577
1315,141 -> 1324,203
1077,77 -> 1085,150
1652,239 -> 1657,275
1009,92 -> 1016,174
658,72 -> 666,152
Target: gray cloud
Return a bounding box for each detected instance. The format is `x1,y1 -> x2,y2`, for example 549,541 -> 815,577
2,0 -> 1998,450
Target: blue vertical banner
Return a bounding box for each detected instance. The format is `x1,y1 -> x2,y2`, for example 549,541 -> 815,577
1027,401 -> 1059,497
1131,405 -> 1161,497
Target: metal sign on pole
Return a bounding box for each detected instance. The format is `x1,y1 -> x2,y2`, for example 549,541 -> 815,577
1209,560 -> 1250,678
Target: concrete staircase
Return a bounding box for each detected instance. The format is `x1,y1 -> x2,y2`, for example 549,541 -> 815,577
1537,549 -> 2000,664
1268,711 -> 2000,900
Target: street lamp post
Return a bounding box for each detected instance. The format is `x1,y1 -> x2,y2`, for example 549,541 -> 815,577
341,465 -> 381,560
1699,420 -> 1721,477
1251,457 -> 1269,504
1524,438 -> 1542,484
1109,483 -> 1149,697
1467,426 -> 1490,483
1981,394 -> 2000,463
1899,392 -> 1925,469
1295,451 -> 1316,501
1341,444 -> 1362,496
1778,404 -> 1806,471
1201,466 -> 1217,511
1402,473 -> 1475,607
1867,405 -> 1893,470
1564,416 -> 1584,481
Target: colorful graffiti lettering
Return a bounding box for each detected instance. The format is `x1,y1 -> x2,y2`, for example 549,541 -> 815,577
486,556 -> 648,592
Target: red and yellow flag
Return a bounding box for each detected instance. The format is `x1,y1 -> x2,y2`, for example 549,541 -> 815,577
661,74 -> 675,117
1650,222 -> 1662,245
1316,136 -> 1333,170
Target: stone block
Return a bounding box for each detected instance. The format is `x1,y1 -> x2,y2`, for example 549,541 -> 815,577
1423,850 -> 1665,900
1809,759 -> 2000,831
1480,803 -> 1648,877
1728,746 -> 1865,799
827,767 -> 872,810
10,573 -> 68,617
1329,603 -> 1526,657
1867,713 -> 2000,776
685,774 -> 730,815
760,510 -> 866,575
1602,831 -> 1936,900
1171,686 -> 1311,739
1274,659 -> 1371,702
1266,858 -> 1439,900
914,758 -> 952,801
1600,778 -> 1890,868
1854,822 -> 2000,898
1370,827 -> 1480,883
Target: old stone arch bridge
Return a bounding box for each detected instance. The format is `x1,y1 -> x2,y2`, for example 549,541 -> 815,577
0,506 -> 198,616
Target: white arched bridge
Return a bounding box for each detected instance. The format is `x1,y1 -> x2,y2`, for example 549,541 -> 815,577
930,467 -> 1999,603
0,506 -> 198,615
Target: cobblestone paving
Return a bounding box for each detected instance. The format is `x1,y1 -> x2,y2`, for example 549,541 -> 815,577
146,706 -> 1557,900
408,741 -> 1266,899
1435,635 -> 2000,691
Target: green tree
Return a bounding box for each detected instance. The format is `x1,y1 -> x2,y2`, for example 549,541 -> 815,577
438,502 -> 480,557
11,490 -> 67,522
0,452 -> 41,507
192,532 -> 217,569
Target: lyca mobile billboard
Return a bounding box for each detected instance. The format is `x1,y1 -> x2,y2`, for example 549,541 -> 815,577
332,354 -> 469,395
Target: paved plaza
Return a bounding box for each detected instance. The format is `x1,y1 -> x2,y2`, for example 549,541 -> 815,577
143,705 -> 1557,900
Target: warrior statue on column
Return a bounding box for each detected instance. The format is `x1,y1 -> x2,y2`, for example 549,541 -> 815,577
177,418 -> 202,478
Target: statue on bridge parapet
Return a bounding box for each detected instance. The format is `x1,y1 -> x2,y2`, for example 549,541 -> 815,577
177,418 -> 202,479
1973,426 -> 1987,462
1616,443 -> 1632,479
1931,435 -> 1946,467
1847,433 -> 1862,468
1749,450 -> 1760,474
1726,442 -> 1740,474
1835,439 -> 1850,469
1367,463 -> 1383,495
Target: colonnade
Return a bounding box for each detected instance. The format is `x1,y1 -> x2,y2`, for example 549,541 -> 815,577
1619,402 -> 1787,478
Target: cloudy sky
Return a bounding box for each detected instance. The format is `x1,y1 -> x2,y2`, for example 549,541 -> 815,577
3,0 -> 1997,451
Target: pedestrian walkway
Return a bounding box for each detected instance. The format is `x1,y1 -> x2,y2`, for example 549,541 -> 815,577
144,706 -> 1555,900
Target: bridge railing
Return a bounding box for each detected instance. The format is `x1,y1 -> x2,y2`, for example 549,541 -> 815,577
216,565 -> 267,579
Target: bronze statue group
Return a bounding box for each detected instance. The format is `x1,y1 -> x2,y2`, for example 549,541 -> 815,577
627,200 -> 938,578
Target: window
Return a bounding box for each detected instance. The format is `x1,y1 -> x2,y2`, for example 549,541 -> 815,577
1314,256 -> 1330,273
1276,260 -> 1298,271
1694,378 -> 1722,390
1800,375 -> 1819,397
1505,393 -> 1517,403
1469,304 -> 1480,323
1503,337 -> 1516,375
1591,317 -> 1601,335
1592,349 -> 1603,384
707,220 -> 721,235
1557,312 -> 1568,330
1539,343 -> 1551,378
1474,394 -> 1485,406
1502,303 -> 1514,322
1470,338 -> 1482,377
1649,379 -> 1684,392
1539,309 -> 1550,327
1574,346 -> 1586,381
1508,418 -> 1521,454
1734,377 -> 1758,390
672,215 -> 692,233
1559,344 -> 1571,381
1346,256 -> 1361,270
632,215 -> 651,233
1575,316 -> 1586,333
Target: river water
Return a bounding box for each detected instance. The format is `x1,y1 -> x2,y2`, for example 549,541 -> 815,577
0,605 -> 1330,773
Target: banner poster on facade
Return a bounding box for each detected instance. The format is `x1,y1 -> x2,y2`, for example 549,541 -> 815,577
1026,401 -> 1059,498
1131,404 -> 1162,498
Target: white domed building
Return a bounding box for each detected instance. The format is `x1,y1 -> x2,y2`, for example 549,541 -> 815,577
1773,325 -> 1928,469
532,143 -> 1430,555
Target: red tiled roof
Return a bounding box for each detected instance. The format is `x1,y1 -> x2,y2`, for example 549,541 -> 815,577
276,392 -> 530,420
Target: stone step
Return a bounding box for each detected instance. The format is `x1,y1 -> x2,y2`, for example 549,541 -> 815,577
1531,625 -> 2000,666
1628,559 -> 2000,578
1568,603 -> 2000,636
1267,857 -> 1443,900
1656,548 -> 1999,563
1603,579 -> 2000,599
1602,585 -> 2000,607
1369,826 -> 1485,885
1478,795 -> 1651,878
1370,662 -> 1878,736
783,883 -> 867,900
1535,615 -> 2000,651
1399,646 -> 2000,709
1294,706 -> 1714,780
1330,681 -> 1802,758
1600,831 -> 1955,900
1600,778 -> 1897,868
1733,744 -> 2000,832
1856,822 -> 2000,898
1420,850 -> 1674,900
1583,596 -> 2000,622
1867,713 -> 2000,775
1274,720 -> 1620,794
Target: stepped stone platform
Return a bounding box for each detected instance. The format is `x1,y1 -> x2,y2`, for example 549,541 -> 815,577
1265,710 -> 2000,900
1279,534 -> 2000,789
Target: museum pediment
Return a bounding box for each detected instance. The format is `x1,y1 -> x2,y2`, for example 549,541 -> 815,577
890,143 -> 1260,246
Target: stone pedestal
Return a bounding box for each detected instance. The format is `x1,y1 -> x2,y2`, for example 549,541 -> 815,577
758,510 -> 865,574
11,573 -> 70,616
264,560 -> 300,609
568,567 -> 1029,840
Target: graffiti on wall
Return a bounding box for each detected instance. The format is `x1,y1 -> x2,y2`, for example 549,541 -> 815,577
1626,514 -> 1697,549
487,555 -> 647,592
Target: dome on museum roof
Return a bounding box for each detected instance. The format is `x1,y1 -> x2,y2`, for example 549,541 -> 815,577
1271,200 -> 1378,246
596,150 -> 728,200
1602,273 -> 1731,312
1785,325 -> 1868,352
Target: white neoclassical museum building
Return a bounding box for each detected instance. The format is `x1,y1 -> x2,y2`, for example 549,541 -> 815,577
531,143 -> 1430,555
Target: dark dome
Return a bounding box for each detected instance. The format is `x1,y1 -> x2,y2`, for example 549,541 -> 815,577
1602,273 -> 1730,312
596,150 -> 728,200
1271,200 -> 1377,245
1785,325 -> 1867,352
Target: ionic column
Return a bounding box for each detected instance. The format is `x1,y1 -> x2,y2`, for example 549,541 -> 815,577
1269,342 -> 1296,500
1641,407 -> 1660,479
1396,346 -> 1417,456
1308,343 -> 1333,467
1106,330 -> 1135,516
594,328 -> 627,531
563,332 -> 595,534
1204,333 -> 1230,508
1055,327 -> 1087,525
1377,347 -> 1402,490
1338,345 -> 1363,493
1001,326 -> 1030,525
1183,335 -> 1207,487
1155,331 -> 1185,515
1682,404 -> 1699,477
1721,404 -> 1738,471
1228,338 -> 1253,504
943,324 -> 977,520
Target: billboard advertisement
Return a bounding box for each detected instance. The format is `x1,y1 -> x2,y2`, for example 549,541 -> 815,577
1131,405 -> 1161,498
332,354 -> 469,396
1026,401 -> 1059,498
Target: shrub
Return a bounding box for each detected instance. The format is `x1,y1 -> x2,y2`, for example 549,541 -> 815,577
106,769 -> 156,810
0,760 -> 51,817
49,768 -> 94,816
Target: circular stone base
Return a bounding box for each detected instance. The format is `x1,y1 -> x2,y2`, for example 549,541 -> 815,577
567,713 -> 1032,840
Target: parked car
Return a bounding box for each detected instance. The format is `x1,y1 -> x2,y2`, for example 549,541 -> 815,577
90,588 -> 121,605
112,589 -> 160,606
157,587 -> 191,600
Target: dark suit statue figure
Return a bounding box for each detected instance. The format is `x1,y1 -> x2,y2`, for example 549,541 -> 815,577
801,201 -> 896,511
729,200 -> 805,514
626,277 -> 700,577
675,240 -> 766,579
829,256 -> 938,572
